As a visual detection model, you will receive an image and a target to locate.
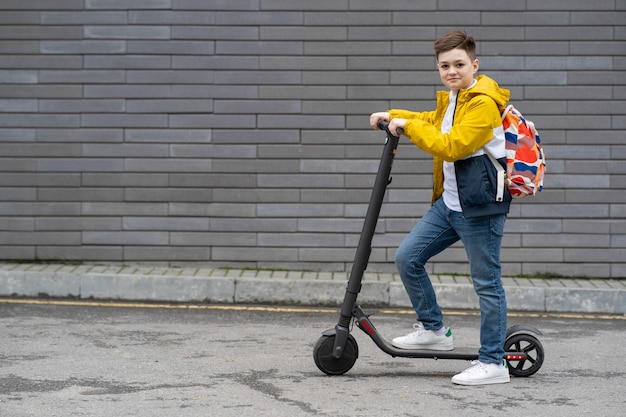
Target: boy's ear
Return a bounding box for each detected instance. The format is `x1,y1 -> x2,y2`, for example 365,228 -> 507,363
473,58 -> 480,74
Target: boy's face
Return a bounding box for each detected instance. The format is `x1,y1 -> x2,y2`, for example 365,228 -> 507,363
437,48 -> 479,93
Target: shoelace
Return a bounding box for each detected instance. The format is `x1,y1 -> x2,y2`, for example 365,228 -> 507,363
410,322 -> 426,335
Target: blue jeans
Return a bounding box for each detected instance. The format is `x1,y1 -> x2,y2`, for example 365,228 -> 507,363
394,198 -> 507,364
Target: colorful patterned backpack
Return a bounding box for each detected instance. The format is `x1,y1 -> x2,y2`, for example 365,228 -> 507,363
490,105 -> 546,200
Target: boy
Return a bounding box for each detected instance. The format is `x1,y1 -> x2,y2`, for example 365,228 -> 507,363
369,31 -> 512,385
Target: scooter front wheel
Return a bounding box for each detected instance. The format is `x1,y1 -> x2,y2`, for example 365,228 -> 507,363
504,333 -> 544,377
313,333 -> 359,375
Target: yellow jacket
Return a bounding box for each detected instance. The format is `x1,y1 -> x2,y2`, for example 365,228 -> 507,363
389,75 -> 511,217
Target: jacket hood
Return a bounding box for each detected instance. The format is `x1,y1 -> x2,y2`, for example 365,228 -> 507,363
460,74 -> 510,109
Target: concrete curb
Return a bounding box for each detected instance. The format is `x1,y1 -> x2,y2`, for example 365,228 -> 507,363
0,264 -> 624,314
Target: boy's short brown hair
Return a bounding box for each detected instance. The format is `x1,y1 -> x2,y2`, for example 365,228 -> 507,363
434,31 -> 476,61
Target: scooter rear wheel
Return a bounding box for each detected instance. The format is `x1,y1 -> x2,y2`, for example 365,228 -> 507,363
313,334 -> 359,375
504,333 -> 544,377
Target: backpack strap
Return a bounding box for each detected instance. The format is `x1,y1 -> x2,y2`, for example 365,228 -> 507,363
501,104 -> 514,121
486,152 -> 506,202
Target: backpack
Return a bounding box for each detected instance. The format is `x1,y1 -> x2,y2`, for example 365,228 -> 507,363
489,105 -> 546,200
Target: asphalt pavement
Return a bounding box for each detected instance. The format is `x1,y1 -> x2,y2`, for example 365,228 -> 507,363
0,262 -> 624,314
1,301 -> 625,417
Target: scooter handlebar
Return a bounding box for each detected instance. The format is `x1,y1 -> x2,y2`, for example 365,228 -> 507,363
377,120 -> 403,137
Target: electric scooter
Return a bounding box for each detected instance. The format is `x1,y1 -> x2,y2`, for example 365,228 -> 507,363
313,121 -> 545,377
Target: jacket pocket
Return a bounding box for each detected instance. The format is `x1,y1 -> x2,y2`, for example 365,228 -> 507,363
454,155 -> 498,209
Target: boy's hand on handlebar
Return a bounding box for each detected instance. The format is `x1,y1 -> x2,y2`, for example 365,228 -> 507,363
388,118 -> 406,137
369,112 -> 390,130
370,112 -> 406,137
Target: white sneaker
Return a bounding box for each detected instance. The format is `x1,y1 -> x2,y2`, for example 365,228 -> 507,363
391,322 -> 454,351
451,360 -> 511,386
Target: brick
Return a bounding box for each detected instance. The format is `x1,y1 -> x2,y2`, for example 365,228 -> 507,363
211,218 -> 297,232
38,187 -> 123,202
40,40 -> 126,54
0,114 -> 79,128
215,70 -> 300,85
216,11 -> 302,25
258,232 -> 344,247
258,144 -> 344,159
0,217 -> 34,231
257,174 -> 344,188
215,99 -> 300,114
0,26 -> 82,40
257,115 -> 344,129
39,99 -> 125,113
569,71 -> 626,86
125,187 -> 211,203
571,11 -> 626,25
0,99 -> 37,112
40,70 -> 126,83
133,41 -> 215,56
169,115 -> 256,129
83,144 -> 169,157
213,129 -> 300,144
172,26 -> 258,40
42,11 -> 128,25
213,247 -> 298,262
171,232 -> 256,247
124,158 -> 211,173
216,41 -> 302,55
0,55 -> 83,69
83,231 -> 169,245
169,173 -> 255,188
260,86 -> 346,100
36,217 -> 121,231
0,173 -> 81,187
39,128 -> 123,143
0,231 -> 80,245
211,159 -> 299,173
2,0 -> 83,10
257,203 -> 344,218
172,85 -> 259,99
81,173 -> 168,187
128,10 -> 215,25
525,56 -> 612,71
86,0 -> 172,9
0,187 -> 36,201
526,0 -> 615,10
127,99 -> 213,114
85,25 -> 170,39
0,40 -> 38,54
0,70 -> 37,83
0,202 -> 81,216
125,129 -> 211,143
123,216 -> 208,231
81,114 -> 168,128
261,26 -> 346,41
0,12 -> 39,24
174,0 -> 259,11
482,11 -> 569,26
37,158 -> 124,172
84,55 -> 171,69
261,0 -> 348,10
569,41 -> 624,56
169,202 -> 256,218
261,56 -> 346,70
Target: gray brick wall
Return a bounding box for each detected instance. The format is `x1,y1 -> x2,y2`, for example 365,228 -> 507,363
1,1 -> 625,278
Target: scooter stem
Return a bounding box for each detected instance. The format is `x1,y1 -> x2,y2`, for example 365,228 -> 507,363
332,122 -> 400,359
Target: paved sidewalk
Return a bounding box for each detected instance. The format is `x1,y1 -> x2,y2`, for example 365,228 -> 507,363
0,262 -> 624,314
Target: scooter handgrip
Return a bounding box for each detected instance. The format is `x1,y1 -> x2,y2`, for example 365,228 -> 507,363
377,120 -> 403,137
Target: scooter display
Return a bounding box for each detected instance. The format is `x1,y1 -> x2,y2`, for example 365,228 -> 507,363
313,121 -> 545,377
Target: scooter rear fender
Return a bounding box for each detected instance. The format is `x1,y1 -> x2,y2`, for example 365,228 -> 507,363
506,324 -> 543,338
